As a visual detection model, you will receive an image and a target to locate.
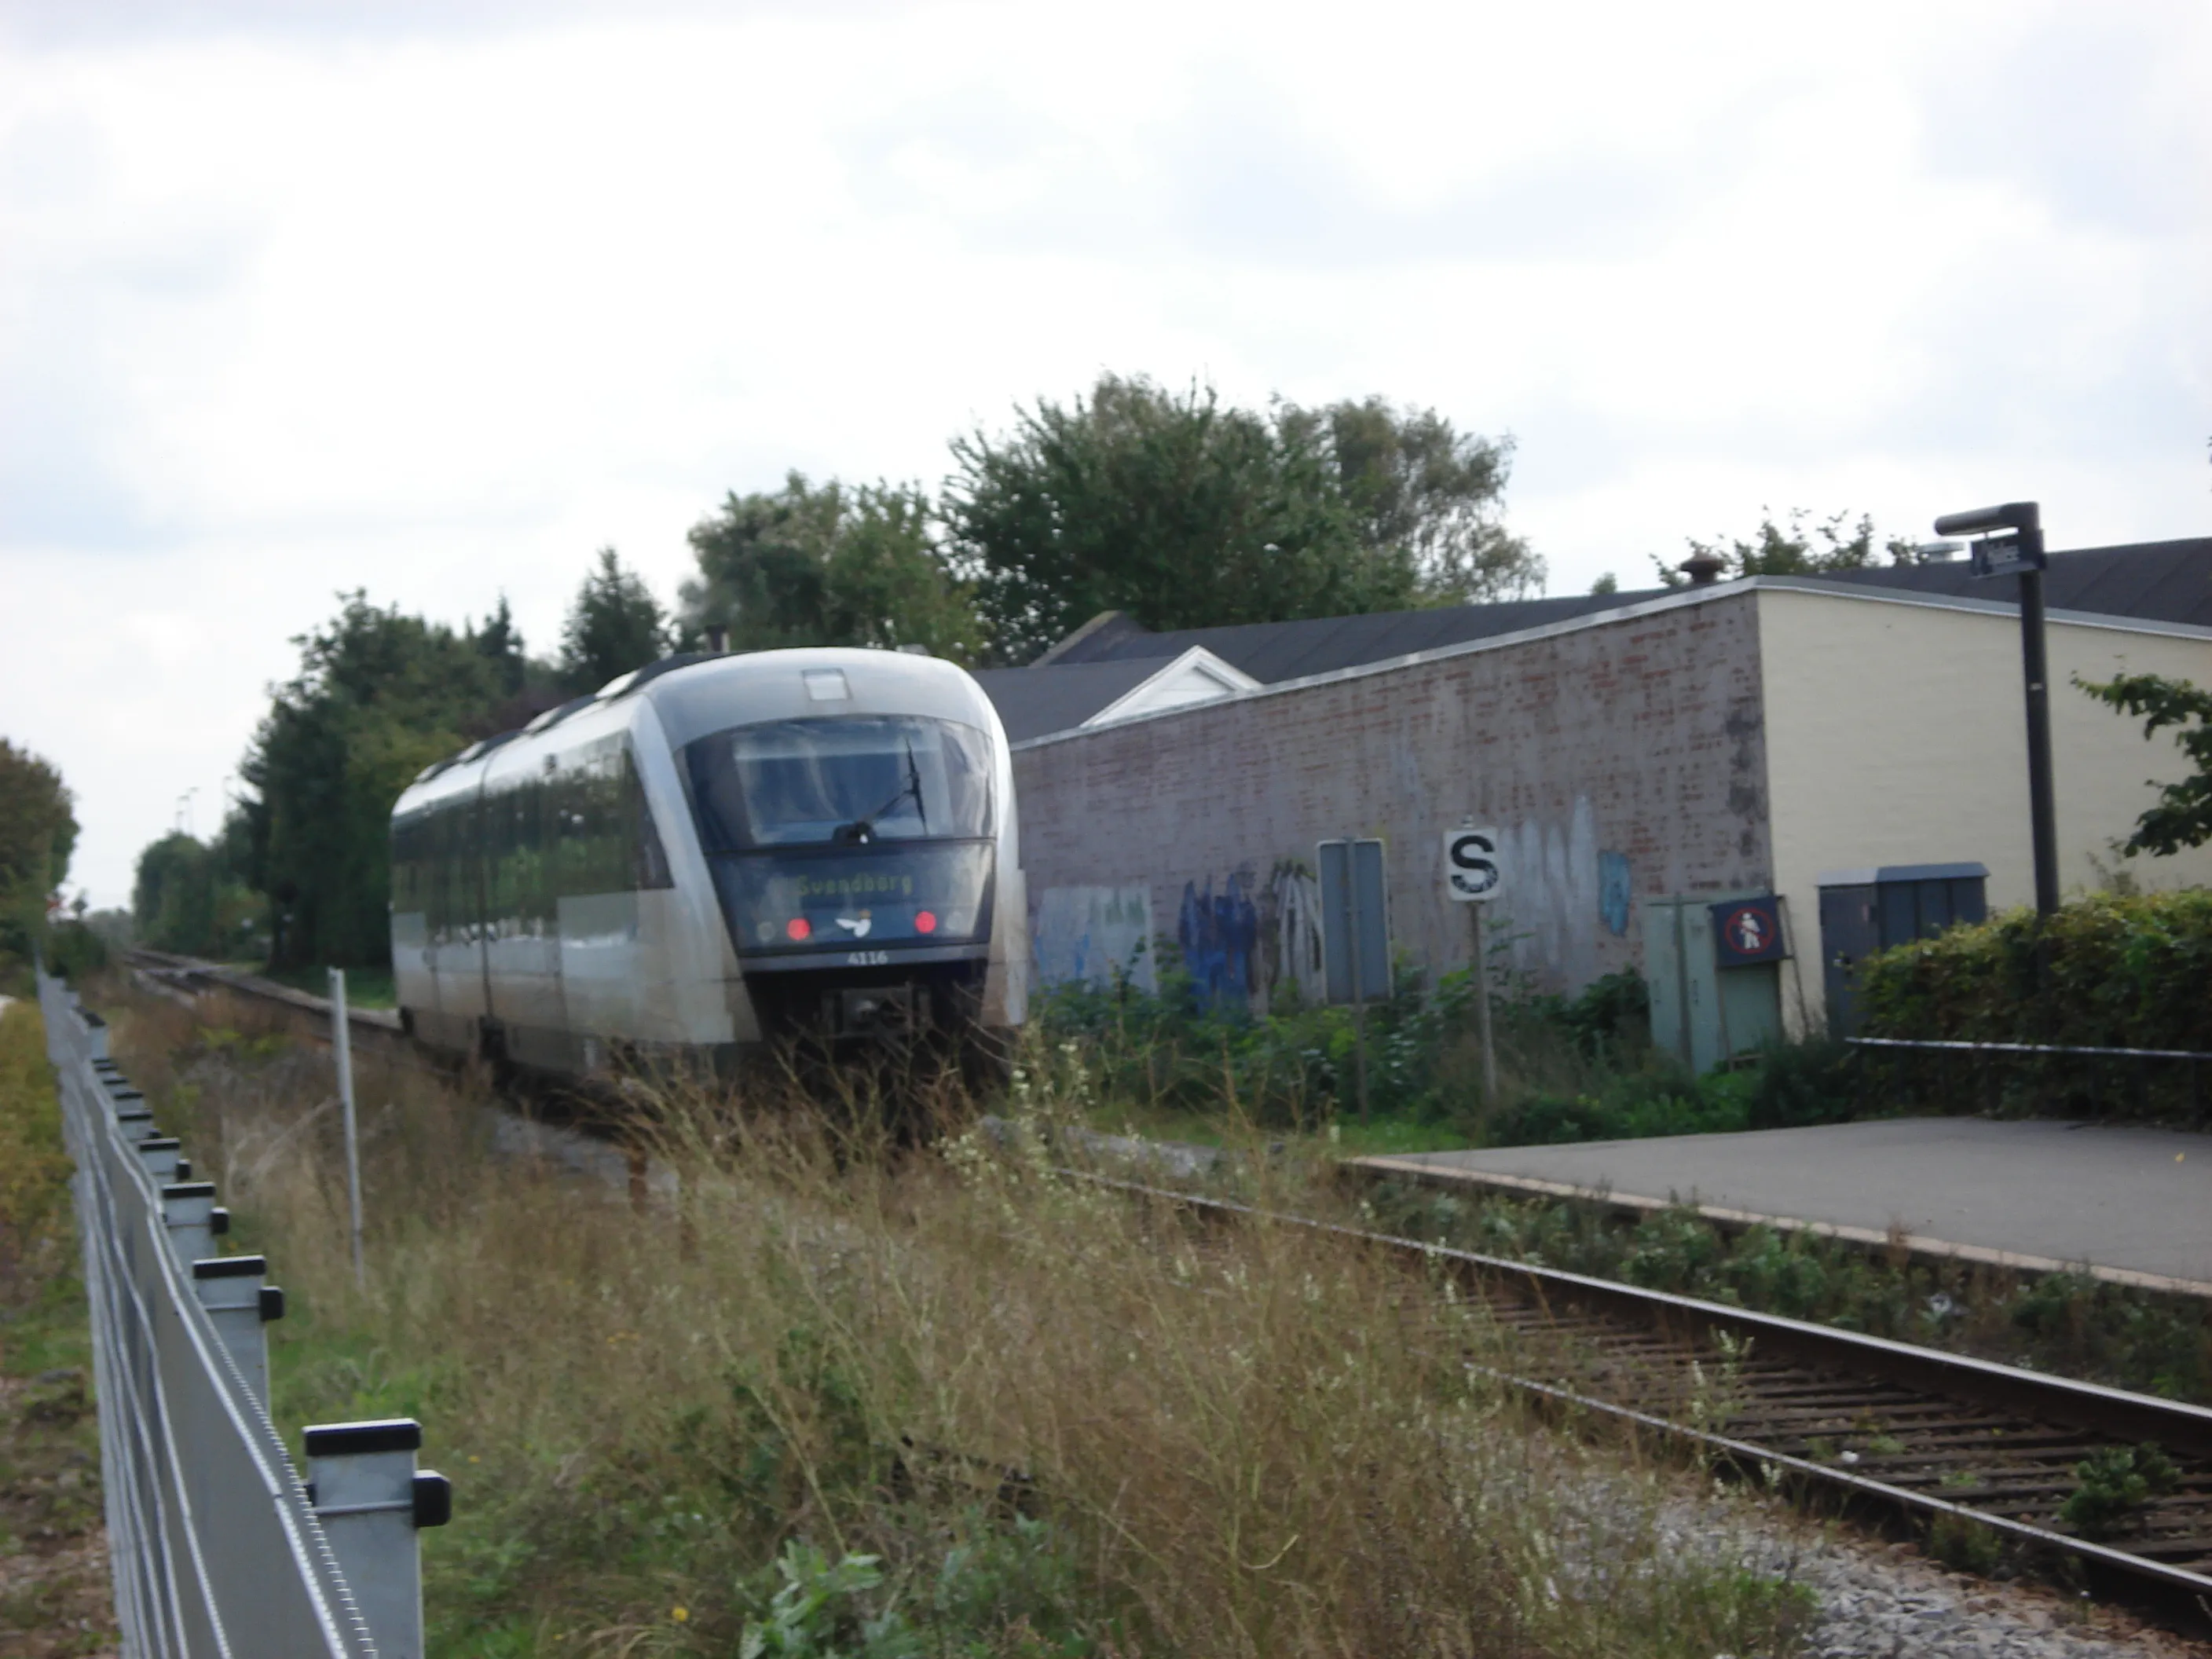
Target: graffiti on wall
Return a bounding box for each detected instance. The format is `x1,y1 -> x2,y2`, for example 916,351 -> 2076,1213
1032,885 -> 1156,994
1267,862 -> 1324,1006
1496,795 -> 1602,989
1178,873 -> 1258,1009
1599,850 -> 1632,936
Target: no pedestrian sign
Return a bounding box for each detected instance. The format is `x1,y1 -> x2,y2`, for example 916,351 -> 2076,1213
1710,895 -> 1789,965
1443,827 -> 1503,903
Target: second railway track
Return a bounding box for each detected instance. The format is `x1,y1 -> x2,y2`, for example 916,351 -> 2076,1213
1082,1173 -> 2212,1632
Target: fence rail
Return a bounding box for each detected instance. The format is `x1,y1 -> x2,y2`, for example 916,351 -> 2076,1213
35,966 -> 447,1658
1846,1035 -> 2212,1062
1844,1032 -> 2207,1123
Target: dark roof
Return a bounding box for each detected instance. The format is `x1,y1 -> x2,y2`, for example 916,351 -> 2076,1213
1806,537 -> 2212,628
985,535 -> 2212,743
1041,537 -> 2212,681
970,658 -> 1167,743
1038,590 -> 1668,682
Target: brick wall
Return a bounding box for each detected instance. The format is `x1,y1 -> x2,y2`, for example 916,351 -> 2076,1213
1010,589 -> 1771,1001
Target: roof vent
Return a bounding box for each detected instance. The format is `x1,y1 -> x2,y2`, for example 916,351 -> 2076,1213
1678,551 -> 1726,587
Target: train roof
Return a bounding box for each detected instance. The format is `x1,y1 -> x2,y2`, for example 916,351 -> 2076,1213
395,647 -> 1002,815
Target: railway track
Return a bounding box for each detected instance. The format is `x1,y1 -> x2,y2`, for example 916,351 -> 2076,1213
110,954 -> 2212,1628
1082,1174 -> 2212,1631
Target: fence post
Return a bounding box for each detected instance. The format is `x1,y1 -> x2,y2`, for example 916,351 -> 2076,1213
160,1181 -> 228,1267
329,969 -> 365,1288
190,1254 -> 284,1408
306,1419 -> 451,1659
134,1135 -> 183,1185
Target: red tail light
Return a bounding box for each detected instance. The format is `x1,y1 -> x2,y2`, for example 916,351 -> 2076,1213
914,910 -> 938,934
786,917 -> 811,941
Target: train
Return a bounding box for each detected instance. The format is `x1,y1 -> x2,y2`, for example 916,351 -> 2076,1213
388,646 -> 1027,1081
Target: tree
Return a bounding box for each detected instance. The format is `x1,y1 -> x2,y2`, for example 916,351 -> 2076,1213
943,375 -> 1540,665
134,833 -> 221,955
469,594 -> 529,697
2079,673 -> 2212,855
241,594 -> 504,967
1653,508 -> 1915,587
680,474 -> 985,662
560,549 -> 668,694
1287,395 -> 1543,606
0,739 -> 76,985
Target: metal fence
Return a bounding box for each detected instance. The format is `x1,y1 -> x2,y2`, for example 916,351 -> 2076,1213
1845,1033 -> 2210,1124
36,968 -> 448,1658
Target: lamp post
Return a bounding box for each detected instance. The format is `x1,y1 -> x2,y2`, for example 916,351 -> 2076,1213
1932,501 -> 2058,917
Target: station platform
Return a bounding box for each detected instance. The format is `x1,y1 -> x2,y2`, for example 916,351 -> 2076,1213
1357,1116 -> 2212,1298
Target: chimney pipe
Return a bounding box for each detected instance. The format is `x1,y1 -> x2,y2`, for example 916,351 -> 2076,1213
1678,551 -> 1725,587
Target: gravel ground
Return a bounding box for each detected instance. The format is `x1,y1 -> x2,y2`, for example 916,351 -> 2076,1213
1713,1496 -> 2209,1657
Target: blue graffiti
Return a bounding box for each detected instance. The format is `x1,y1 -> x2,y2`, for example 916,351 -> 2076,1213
1177,873 -> 1258,1011
1599,850 -> 1632,937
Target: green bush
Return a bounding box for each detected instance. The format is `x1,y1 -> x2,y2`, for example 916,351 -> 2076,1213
1040,960 -> 1870,1148
41,921 -> 107,981
1858,890 -> 2212,1052
1855,891 -> 2212,1121
1741,1035 -> 1859,1130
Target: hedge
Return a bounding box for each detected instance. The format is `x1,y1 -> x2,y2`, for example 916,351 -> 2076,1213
1857,889 -> 2212,1053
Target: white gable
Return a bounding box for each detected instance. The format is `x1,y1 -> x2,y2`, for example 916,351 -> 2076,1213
1080,646 -> 1262,729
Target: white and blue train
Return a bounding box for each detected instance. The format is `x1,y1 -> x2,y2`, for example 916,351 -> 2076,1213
388,648 -> 1027,1079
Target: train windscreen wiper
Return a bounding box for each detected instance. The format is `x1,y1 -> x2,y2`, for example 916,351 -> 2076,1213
830,738 -> 928,846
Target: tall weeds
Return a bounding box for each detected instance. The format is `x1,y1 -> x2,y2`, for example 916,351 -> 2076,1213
104,984 -> 1813,1657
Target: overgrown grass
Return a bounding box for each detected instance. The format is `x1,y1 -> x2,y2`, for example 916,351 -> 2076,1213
248,961 -> 397,1009
0,998 -> 119,1657
104,986 -> 1821,1657
1362,1181 -> 2212,1407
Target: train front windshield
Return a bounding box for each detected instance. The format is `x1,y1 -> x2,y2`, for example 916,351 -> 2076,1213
685,716 -> 997,955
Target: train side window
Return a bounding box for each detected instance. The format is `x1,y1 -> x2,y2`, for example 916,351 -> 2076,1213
624,749 -> 674,890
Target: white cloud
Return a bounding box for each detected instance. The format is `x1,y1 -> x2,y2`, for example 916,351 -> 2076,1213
2,0 -> 2206,904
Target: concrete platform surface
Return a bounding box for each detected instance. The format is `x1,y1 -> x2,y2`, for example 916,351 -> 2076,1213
1362,1117 -> 2212,1294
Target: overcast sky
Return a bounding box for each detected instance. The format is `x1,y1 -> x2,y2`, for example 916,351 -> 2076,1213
3,0 -> 2207,906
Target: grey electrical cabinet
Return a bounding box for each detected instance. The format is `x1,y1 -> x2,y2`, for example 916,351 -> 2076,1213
1644,892 -> 1786,1073
1816,862 -> 1988,1035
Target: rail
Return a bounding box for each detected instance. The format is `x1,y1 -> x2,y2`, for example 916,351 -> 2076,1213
1075,1170 -> 2212,1625
35,966 -> 450,1658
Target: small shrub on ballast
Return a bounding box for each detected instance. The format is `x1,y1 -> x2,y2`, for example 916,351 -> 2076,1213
2060,1443 -> 2181,1540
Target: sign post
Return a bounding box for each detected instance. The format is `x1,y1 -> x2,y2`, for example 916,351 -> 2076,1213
1443,824 -> 1504,1105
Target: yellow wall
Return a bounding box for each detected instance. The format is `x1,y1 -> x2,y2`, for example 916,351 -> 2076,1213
1756,584 -> 2212,1032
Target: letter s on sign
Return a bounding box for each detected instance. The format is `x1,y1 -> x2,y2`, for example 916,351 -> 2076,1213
1445,829 -> 1503,902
